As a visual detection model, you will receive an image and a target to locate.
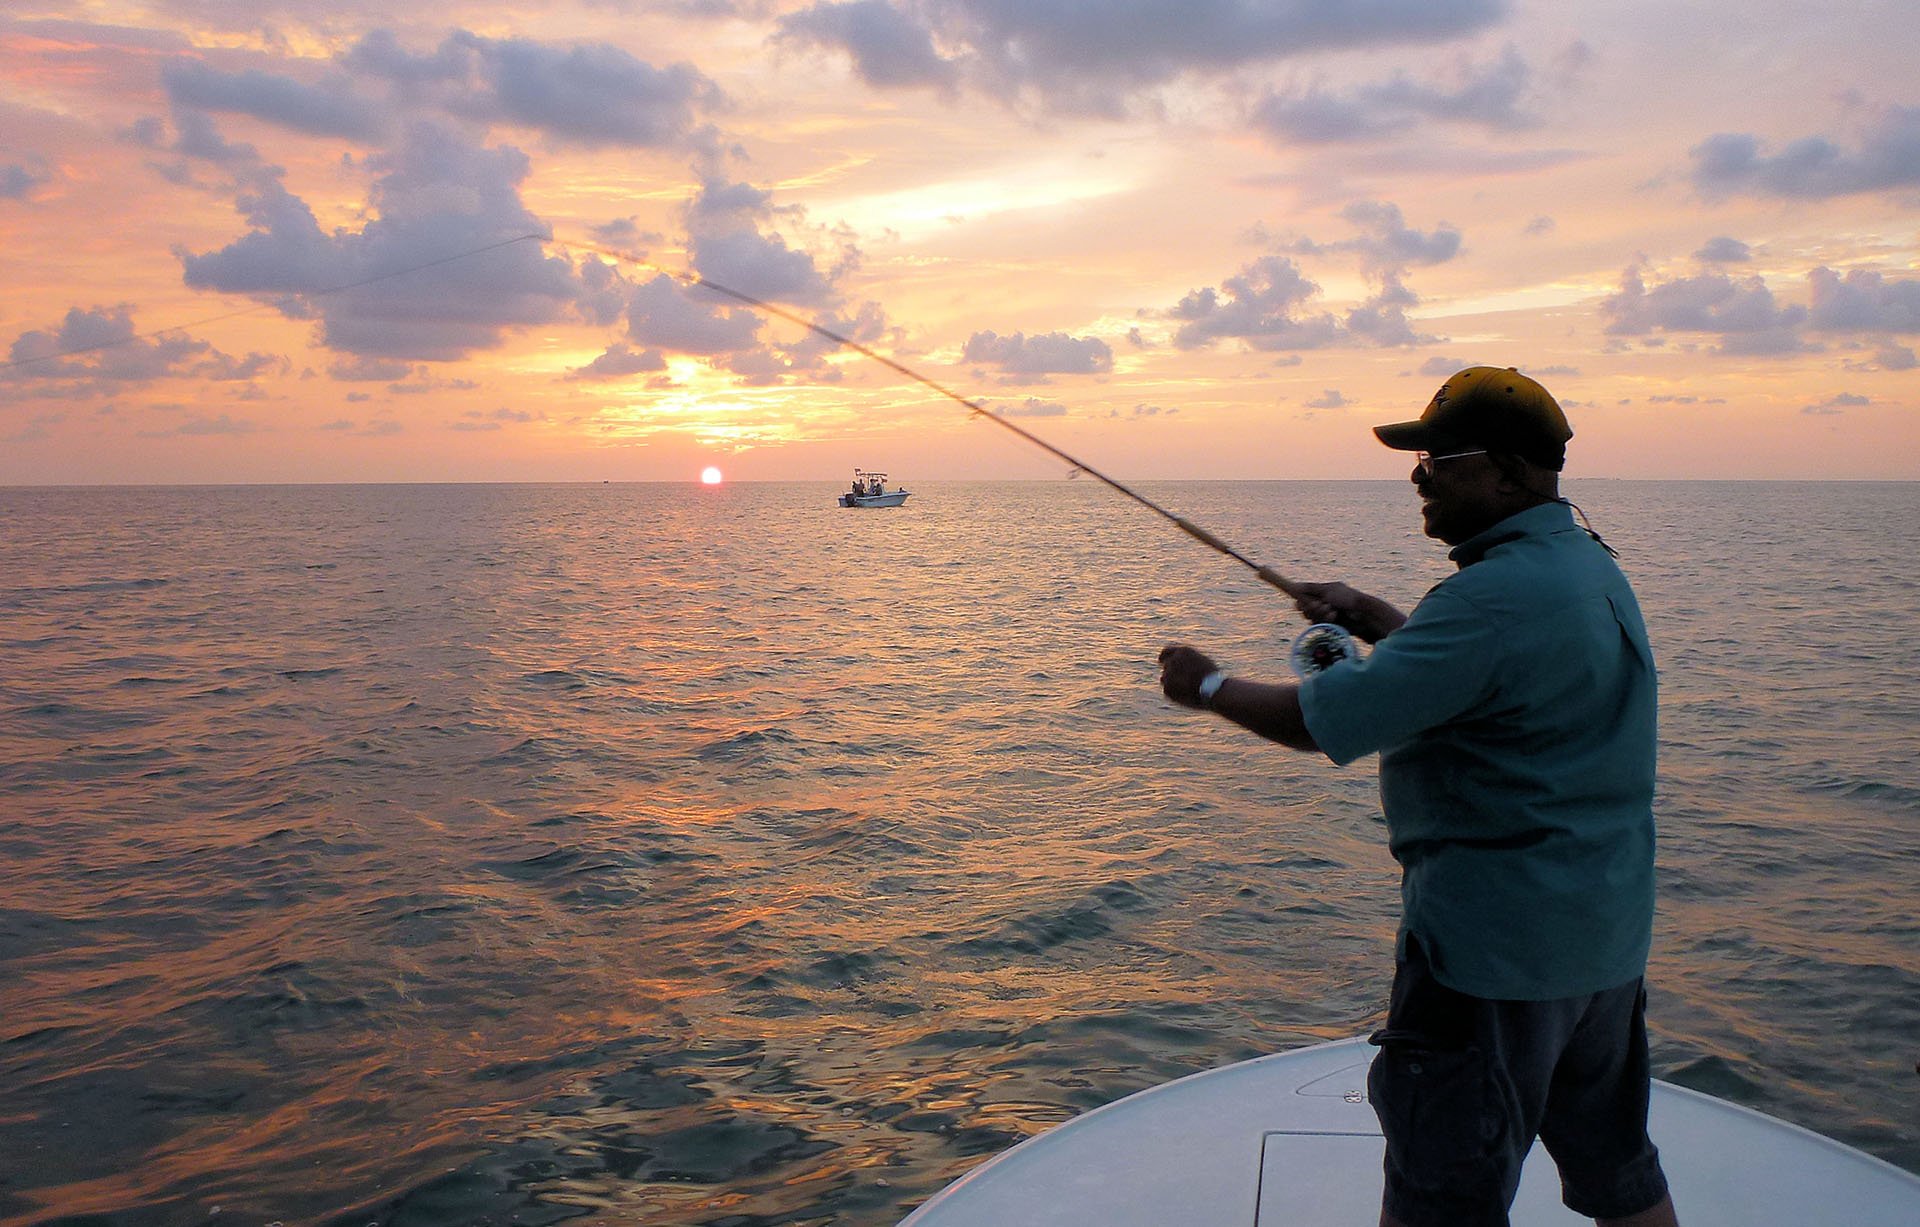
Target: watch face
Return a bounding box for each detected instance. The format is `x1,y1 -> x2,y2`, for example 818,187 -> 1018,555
1290,623 -> 1360,678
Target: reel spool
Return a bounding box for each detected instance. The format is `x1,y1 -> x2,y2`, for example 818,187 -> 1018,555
1290,623 -> 1361,678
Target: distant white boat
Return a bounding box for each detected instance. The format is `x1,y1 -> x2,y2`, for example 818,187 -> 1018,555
898,1035 -> 1920,1226
839,469 -> 911,507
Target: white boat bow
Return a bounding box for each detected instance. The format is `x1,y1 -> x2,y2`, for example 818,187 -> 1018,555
899,1036 -> 1920,1226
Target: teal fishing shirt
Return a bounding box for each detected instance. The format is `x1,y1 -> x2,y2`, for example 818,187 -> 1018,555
1298,501 -> 1657,1001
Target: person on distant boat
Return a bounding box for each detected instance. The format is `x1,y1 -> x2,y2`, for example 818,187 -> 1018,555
1158,367 -> 1678,1227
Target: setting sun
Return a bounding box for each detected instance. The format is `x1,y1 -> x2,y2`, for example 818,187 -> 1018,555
700,466 -> 724,485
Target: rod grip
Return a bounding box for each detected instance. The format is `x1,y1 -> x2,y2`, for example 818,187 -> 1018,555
1256,567 -> 1300,596
1175,517 -> 1230,553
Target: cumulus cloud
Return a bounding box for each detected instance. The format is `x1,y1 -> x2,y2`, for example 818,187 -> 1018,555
318,417 -> 405,436
963,329 -> 1114,380
1308,200 -> 1462,274
163,59 -> 388,141
1183,203 -> 1451,351
782,300 -> 890,369
1304,389 -> 1349,408
1690,105 -> 1920,198
330,356 -> 416,382
777,0 -> 959,91
1343,281 -> 1425,346
1807,267 -> 1920,333
1802,393 -> 1869,416
1600,264 -> 1812,355
345,30 -> 724,151
449,406 -> 541,430
997,396 -> 1067,417
178,124 -> 579,361
692,229 -> 838,306
1168,255 -> 1342,351
626,273 -> 764,355
684,176 -> 844,307
2,305 -> 268,388
1695,236 -> 1751,264
770,0 -> 1503,113
167,110 -> 262,165
1252,45 -> 1535,145
570,343 -> 668,380
1601,263 -> 1920,359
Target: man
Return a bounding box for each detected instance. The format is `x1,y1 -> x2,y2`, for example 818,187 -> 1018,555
1158,367 -> 1678,1227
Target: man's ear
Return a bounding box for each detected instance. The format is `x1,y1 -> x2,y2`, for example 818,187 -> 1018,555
1489,452 -> 1531,491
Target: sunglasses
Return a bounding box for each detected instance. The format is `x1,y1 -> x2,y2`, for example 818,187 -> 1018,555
1414,448 -> 1488,471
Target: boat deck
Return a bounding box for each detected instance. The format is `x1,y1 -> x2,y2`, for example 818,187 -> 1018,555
900,1037 -> 1920,1226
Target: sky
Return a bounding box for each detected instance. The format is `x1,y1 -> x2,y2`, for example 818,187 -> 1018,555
1,0 -> 1916,484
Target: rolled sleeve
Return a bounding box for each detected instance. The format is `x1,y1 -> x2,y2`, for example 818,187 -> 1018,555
1297,588 -> 1498,766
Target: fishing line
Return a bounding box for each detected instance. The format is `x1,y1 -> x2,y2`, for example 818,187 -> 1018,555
566,238 -> 1303,598
10,227 -> 1300,598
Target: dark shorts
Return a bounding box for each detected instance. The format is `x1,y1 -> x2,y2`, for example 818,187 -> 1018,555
1367,937 -> 1670,1227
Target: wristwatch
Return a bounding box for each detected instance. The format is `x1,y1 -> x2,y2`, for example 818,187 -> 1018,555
1196,670 -> 1228,707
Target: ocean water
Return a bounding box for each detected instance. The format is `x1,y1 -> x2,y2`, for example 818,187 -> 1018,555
1,479 -> 1915,1226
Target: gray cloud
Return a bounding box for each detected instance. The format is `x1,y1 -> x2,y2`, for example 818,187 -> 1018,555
1343,282 -> 1428,346
163,59 -> 389,141
346,30 -> 724,151
777,0 -> 959,91
685,176 -> 842,307
1600,265 -> 1812,355
1327,200 -> 1462,273
1807,267 -> 1920,333
770,0 -> 1504,112
1252,44 -> 1534,145
179,124 -> 579,361
1188,203 -> 1450,351
2,161 -> 50,199
169,110 -> 262,165
570,343 -> 669,380
329,356 -> 416,382
626,273 -> 764,355
1801,393 -> 1868,416
1601,262 -> 1920,360
1690,105 -> 1920,199
2,305 -> 254,387
1169,255 -> 1342,352
997,396 -> 1067,417
963,329 -> 1114,379
1695,236 -> 1751,264
782,300 -> 890,368
692,230 -> 837,306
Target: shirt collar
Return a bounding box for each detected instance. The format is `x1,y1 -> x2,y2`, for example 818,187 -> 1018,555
1448,500 -> 1576,568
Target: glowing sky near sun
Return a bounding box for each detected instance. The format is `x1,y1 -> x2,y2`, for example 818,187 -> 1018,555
0,1 -> 1915,483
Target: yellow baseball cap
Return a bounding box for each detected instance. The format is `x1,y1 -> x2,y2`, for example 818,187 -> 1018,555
1374,366 -> 1573,470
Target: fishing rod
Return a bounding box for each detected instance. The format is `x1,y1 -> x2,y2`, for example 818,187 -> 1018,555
10,228 -> 1304,602
566,238 -> 1305,600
